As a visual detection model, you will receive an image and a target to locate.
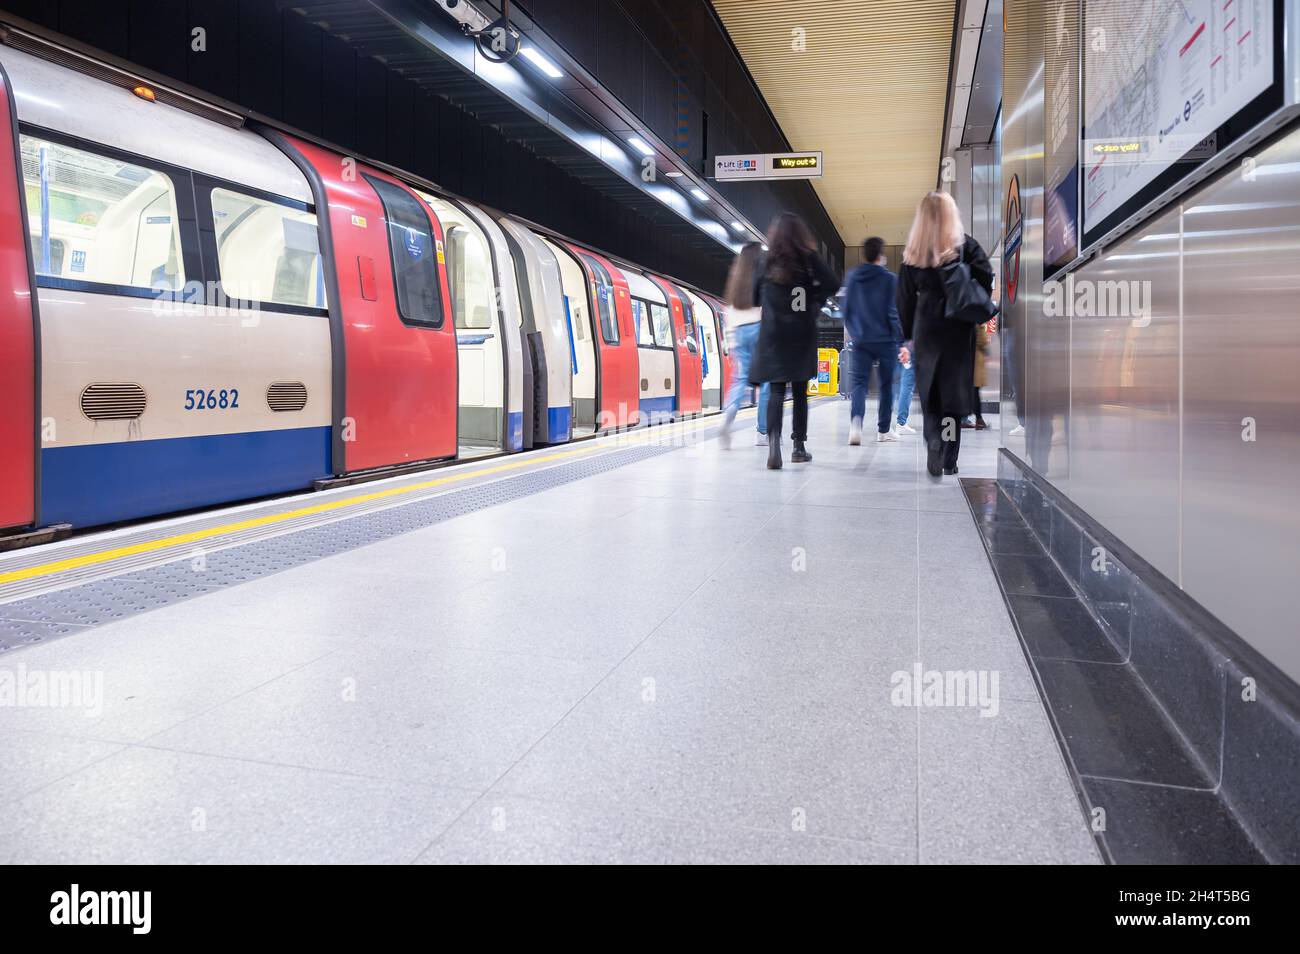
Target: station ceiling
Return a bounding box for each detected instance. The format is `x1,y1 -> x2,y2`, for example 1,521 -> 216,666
712,0 -> 958,246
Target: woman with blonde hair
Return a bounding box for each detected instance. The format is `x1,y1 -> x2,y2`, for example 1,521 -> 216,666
896,190 -> 994,476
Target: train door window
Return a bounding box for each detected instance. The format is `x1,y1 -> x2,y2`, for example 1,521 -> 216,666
363,174 -> 442,327
444,224 -> 494,329
209,187 -> 325,309
580,254 -> 619,344
650,302 -> 673,348
21,133 -> 185,292
632,298 -> 654,346
678,294 -> 696,337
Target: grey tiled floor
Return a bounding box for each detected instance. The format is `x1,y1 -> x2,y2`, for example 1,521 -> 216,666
0,400 -> 1099,864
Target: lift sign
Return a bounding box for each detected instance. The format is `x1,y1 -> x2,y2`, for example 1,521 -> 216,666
715,150 -> 823,181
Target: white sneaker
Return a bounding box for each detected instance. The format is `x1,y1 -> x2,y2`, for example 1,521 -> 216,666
718,427 -> 732,449
755,432 -> 769,446
1009,424 -> 1025,437
894,422 -> 917,436
876,430 -> 899,442
848,418 -> 863,446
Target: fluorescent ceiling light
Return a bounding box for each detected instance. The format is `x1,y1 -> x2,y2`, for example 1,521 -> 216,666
627,136 -> 654,156
730,221 -> 744,231
665,170 -> 684,177
519,47 -> 563,79
690,187 -> 708,201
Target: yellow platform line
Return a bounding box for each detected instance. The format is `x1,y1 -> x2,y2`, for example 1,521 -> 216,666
0,410 -> 741,587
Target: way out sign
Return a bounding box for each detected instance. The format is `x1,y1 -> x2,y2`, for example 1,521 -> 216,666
714,151 -> 823,182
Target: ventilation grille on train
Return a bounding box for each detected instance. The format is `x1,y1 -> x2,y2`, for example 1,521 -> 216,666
266,382 -> 308,412
80,383 -> 147,421
1,27 -> 245,128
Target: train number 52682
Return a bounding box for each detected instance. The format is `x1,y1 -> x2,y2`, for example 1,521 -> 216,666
184,388 -> 240,410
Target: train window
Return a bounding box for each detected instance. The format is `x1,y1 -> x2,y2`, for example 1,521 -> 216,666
210,188 -> 325,309
445,225 -> 494,330
678,294 -> 696,337
21,134 -> 185,291
580,254 -> 619,344
363,174 -> 442,327
632,299 -> 654,346
595,281 -> 618,343
651,302 -> 673,348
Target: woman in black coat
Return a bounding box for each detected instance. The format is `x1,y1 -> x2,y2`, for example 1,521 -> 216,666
897,190 -> 994,477
749,212 -> 840,469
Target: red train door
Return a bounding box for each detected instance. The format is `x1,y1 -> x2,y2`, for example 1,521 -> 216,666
649,276 -> 702,417
565,243 -> 638,429
0,64 -> 36,530
272,135 -> 457,472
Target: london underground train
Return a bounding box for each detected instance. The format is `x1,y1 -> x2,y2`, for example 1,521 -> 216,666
0,38 -> 733,535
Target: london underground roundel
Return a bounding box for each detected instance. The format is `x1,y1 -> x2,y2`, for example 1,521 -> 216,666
1003,174 -> 1022,307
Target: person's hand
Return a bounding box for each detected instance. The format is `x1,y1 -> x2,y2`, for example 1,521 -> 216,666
898,345 -> 910,365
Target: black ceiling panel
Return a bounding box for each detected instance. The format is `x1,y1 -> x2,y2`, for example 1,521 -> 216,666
0,0 -> 839,288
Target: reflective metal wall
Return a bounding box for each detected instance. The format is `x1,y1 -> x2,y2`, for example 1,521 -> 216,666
950,141 -> 1003,406
1002,4 -> 1300,684
1181,130 -> 1300,675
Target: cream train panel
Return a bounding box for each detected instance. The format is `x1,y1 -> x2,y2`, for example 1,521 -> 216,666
635,344 -> 675,420
423,195 -> 508,446
621,270 -> 667,304
461,203 -> 525,450
686,289 -> 722,399
498,218 -> 574,441
543,237 -> 597,407
38,290 -> 331,447
3,46 -> 310,203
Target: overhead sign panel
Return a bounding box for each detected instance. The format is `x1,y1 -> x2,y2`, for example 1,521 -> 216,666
715,151 -> 823,181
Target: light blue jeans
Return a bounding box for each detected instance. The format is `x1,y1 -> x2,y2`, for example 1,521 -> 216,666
723,323 -> 771,434
891,358 -> 916,426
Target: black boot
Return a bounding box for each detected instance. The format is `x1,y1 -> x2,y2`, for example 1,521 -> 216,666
926,438 -> 943,477
767,432 -> 783,469
791,439 -> 812,463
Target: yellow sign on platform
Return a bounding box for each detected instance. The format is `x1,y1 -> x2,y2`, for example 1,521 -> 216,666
808,347 -> 838,396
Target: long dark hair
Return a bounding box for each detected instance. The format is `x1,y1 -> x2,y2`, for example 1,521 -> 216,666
723,242 -> 761,309
764,212 -> 817,284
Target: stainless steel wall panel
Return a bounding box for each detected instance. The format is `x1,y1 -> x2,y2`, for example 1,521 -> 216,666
1182,126 -> 1300,685
999,0 -> 1036,459
1015,0 -> 1073,489
1068,206 -> 1183,582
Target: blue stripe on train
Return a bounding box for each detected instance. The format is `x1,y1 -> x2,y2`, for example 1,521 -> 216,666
638,395 -> 676,424
547,405 -> 572,443
506,411 -> 524,452
41,426 -> 332,528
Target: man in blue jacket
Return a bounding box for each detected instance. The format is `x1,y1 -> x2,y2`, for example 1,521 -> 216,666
842,236 -> 902,445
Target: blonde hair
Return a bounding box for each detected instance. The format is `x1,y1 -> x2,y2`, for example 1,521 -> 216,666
902,191 -> 964,268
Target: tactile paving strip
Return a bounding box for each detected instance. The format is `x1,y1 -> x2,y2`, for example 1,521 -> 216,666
0,440 -> 677,654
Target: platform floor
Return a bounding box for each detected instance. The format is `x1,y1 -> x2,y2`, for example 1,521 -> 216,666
0,400 -> 1099,864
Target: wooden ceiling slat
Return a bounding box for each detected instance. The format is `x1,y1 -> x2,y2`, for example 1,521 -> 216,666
712,0 -> 957,244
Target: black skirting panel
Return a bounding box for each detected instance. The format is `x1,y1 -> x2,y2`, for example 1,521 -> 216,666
961,452 -> 1300,864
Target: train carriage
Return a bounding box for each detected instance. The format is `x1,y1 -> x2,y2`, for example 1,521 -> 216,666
0,39 -> 737,536
2,46 -> 337,528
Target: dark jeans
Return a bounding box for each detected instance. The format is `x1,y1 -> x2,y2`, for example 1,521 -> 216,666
847,341 -> 896,433
766,382 -> 808,442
